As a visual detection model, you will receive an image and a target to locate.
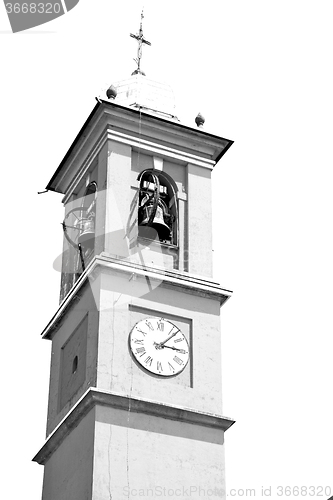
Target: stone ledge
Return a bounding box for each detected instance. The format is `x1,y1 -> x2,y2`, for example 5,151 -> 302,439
41,254 -> 232,339
33,388 -> 235,466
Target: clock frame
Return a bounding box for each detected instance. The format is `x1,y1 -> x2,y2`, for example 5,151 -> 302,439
129,317 -> 190,377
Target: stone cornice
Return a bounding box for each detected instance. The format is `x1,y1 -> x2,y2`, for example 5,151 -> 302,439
47,101 -> 233,195
41,254 -> 232,340
33,387 -> 235,466
62,123 -> 218,203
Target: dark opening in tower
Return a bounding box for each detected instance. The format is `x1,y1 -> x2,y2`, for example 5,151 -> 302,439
137,169 -> 178,245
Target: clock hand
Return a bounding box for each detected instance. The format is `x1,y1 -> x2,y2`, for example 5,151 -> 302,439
157,328 -> 180,347
160,345 -> 187,354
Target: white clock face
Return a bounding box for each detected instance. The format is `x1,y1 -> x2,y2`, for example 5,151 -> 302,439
129,317 -> 189,376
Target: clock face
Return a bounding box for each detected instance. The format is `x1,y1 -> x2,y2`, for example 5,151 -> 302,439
129,317 -> 189,377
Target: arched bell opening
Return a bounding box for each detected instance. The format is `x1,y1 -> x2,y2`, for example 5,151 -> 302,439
62,181 -> 97,277
77,181 -> 97,260
137,169 -> 178,245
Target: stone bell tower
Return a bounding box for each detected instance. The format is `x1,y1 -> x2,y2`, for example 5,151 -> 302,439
33,16 -> 234,500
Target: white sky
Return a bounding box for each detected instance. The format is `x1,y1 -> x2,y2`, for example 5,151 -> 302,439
1,1 -> 332,498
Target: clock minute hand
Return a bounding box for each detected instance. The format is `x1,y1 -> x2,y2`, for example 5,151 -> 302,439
158,328 -> 180,347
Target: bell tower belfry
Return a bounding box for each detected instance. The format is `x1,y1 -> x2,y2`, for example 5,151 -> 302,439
33,20 -> 235,500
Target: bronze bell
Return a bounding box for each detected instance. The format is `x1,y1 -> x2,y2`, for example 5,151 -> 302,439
77,218 -> 95,248
139,202 -> 171,241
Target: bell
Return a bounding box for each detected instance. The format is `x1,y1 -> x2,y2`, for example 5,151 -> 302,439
78,218 -> 95,247
139,203 -> 171,241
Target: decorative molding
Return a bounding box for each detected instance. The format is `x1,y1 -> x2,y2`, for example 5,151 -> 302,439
105,128 -> 215,169
41,254 -> 232,340
48,102 -> 233,195
33,388 -> 235,465
62,124 -> 216,202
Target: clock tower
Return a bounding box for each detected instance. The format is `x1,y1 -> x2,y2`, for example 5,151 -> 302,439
33,21 -> 234,500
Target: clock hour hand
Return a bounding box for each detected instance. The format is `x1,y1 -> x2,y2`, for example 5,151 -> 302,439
160,345 -> 187,354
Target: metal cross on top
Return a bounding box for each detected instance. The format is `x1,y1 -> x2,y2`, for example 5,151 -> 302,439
130,10 -> 151,76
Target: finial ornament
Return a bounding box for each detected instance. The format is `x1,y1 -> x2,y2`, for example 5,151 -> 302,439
195,112 -> 205,128
130,9 -> 151,76
106,84 -> 117,100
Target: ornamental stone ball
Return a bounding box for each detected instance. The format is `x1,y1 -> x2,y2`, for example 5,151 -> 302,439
195,112 -> 205,128
106,85 -> 117,100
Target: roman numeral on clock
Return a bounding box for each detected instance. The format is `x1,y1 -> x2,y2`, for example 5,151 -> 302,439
173,356 -> 183,365
136,328 -> 147,336
174,338 -> 183,343
145,321 -> 154,330
137,328 -> 147,336
133,339 -> 144,345
157,361 -> 163,372
136,347 -> 146,356
157,321 -> 164,331
168,326 -> 179,336
144,356 -> 153,367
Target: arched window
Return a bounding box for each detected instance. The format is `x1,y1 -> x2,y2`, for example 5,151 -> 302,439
137,170 -> 178,245
62,181 -> 98,295
76,181 -> 97,262
65,181 -> 97,275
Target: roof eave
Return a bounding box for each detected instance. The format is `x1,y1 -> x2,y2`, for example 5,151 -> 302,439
46,99 -> 233,193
